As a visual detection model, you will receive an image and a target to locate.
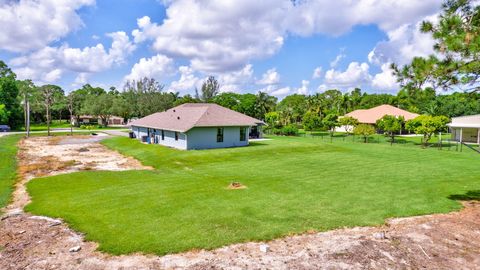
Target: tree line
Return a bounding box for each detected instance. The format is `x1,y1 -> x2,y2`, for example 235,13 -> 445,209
0,0 -> 479,139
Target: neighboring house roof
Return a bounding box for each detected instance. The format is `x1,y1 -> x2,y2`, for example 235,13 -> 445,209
345,104 -> 419,124
130,103 -> 265,132
447,114 -> 480,128
77,115 -> 124,120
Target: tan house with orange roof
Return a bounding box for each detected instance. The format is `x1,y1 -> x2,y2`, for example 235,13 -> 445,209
338,104 -> 419,132
344,104 -> 419,124
130,103 -> 264,150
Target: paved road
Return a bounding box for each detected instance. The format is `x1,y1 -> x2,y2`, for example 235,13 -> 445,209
0,129 -> 130,138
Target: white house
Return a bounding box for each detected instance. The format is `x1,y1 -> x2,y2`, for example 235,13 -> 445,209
130,103 -> 265,150
448,114 -> 480,144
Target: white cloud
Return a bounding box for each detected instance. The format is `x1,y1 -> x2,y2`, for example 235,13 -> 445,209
132,0 -> 287,73
312,67 -> 322,79
10,32 -> 135,84
0,0 -> 95,52
285,0 -> 441,36
330,53 -> 345,68
257,68 -> 280,85
371,63 -> 399,91
44,69 -> 63,83
297,80 -> 310,95
265,79 -> 310,96
270,87 -> 291,97
169,66 -> 203,93
124,54 -> 174,82
73,73 -> 90,87
130,0 -> 440,75
368,14 -> 437,67
324,62 -> 372,89
218,64 -> 254,92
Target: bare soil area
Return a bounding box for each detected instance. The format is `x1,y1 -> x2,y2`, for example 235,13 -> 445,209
1,135 -> 479,269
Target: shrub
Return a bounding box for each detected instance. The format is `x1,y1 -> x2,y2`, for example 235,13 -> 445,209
80,125 -> 95,130
281,124 -> 299,136
405,115 -> 450,147
338,116 -> 359,134
303,111 -> 322,131
353,124 -> 376,143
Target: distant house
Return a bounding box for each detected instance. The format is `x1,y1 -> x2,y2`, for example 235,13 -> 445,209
344,104 -> 419,124
130,103 -> 265,150
338,104 -> 419,133
72,115 -> 124,126
447,114 -> 480,144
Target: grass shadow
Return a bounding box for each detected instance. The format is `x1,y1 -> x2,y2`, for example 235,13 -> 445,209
448,190 -> 480,201
248,141 -> 270,147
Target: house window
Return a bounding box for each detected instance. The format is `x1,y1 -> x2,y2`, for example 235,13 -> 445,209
217,128 -> 224,143
175,131 -> 179,141
161,130 -> 165,140
240,127 -> 246,141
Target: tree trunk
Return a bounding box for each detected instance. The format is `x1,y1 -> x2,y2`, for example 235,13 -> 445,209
23,94 -> 27,133
69,110 -> 73,136
46,105 -> 50,136
391,133 -> 394,146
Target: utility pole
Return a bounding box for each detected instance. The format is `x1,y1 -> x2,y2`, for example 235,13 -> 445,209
24,93 -> 31,138
26,99 -> 30,138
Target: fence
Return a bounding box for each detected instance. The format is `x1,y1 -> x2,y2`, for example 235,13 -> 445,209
294,132 -> 479,153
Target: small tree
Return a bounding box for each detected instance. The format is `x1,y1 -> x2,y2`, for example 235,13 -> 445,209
302,111 -> 322,131
406,115 -> 449,147
376,115 -> 405,145
265,111 -> 281,128
354,124 -> 376,143
40,85 -> 61,136
338,116 -> 359,135
322,113 -> 339,137
83,94 -> 114,127
198,76 -> 219,102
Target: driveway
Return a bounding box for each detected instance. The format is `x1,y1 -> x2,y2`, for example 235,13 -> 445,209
101,129 -> 130,137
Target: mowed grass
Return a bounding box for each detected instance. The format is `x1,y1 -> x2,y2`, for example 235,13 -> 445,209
0,135 -> 21,210
25,136 -> 480,255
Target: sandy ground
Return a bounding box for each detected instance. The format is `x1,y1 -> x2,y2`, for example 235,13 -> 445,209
1,135 -> 480,269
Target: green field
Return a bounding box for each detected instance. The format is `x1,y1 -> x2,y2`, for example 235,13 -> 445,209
24,136 -> 479,255
0,135 -> 21,210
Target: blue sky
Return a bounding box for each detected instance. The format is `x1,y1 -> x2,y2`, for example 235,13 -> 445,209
0,0 -> 442,97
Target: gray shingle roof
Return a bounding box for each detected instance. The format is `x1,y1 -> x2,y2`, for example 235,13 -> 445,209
130,103 -> 264,132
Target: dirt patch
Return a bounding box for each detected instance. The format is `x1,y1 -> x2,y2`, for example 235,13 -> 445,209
227,182 -> 247,189
4,136 -> 150,215
1,135 -> 480,269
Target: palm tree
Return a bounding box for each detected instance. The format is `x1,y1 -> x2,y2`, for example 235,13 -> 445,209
306,93 -> 324,117
255,91 -> 277,120
16,80 -> 35,136
340,93 -> 352,115
170,91 -> 180,101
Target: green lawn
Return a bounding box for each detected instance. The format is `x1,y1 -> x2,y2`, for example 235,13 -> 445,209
17,120 -> 128,132
25,136 -> 480,255
0,135 -> 21,210
18,120 -> 72,131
